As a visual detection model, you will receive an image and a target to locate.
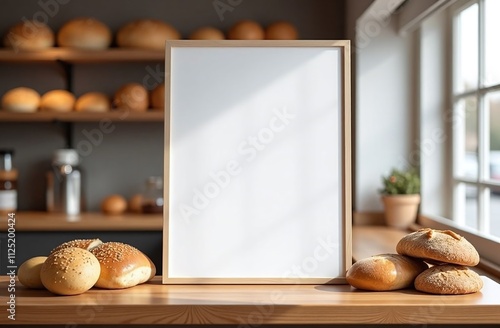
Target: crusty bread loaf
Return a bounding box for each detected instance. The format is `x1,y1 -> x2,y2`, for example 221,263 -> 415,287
228,20 -> 265,40
415,264 -> 483,295
40,247 -> 100,296
150,82 -> 164,110
4,20 -> 55,50
114,83 -> 149,112
117,19 -> 180,50
75,92 -> 111,112
396,228 -> 480,266
51,238 -> 103,255
189,27 -> 225,40
265,21 -> 298,40
2,87 -> 40,113
57,18 -> 112,49
346,254 -> 428,291
90,242 -> 156,289
40,90 -> 76,112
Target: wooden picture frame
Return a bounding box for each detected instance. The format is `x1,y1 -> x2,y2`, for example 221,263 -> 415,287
163,40 -> 351,284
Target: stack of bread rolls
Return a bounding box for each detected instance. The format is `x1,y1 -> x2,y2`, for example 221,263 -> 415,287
347,228 -> 483,295
17,238 -> 155,296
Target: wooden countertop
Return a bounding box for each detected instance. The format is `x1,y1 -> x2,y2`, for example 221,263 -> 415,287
1,276 -> 499,325
0,212 -> 162,231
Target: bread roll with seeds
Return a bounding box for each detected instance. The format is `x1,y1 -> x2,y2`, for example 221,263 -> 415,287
415,264 -> 483,295
40,247 -> 100,296
51,238 -> 103,254
90,242 -> 156,289
396,228 -> 480,266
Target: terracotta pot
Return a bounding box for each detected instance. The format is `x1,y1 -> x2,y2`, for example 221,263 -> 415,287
381,194 -> 421,229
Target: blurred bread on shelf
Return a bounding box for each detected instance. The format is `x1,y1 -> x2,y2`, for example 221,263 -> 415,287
57,18 -> 112,50
265,21 -> 298,40
189,27 -> 225,40
101,194 -> 127,215
228,20 -> 265,40
40,90 -> 75,112
150,83 -> 164,110
3,20 -> 55,50
114,83 -> 149,112
75,92 -> 111,112
2,87 -> 40,113
117,19 -> 180,50
128,194 -> 143,213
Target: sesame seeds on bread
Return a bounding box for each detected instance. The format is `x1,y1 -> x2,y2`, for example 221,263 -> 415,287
50,238 -> 103,255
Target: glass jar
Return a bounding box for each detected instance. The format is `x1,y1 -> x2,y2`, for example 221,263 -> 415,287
0,149 -> 18,213
141,176 -> 163,214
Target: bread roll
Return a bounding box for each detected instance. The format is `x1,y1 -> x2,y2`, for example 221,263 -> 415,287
90,242 -> 156,289
58,18 -> 112,49
150,82 -> 164,110
40,247 -> 100,296
128,194 -> 143,213
228,20 -> 265,40
265,21 -> 298,40
51,238 -> 103,255
117,19 -> 180,50
114,83 -> 149,112
3,20 -> 55,50
396,228 -> 480,266
18,256 -> 47,289
101,194 -> 127,215
40,90 -> 76,112
346,254 -> 428,291
75,92 -> 111,112
2,87 -> 40,113
415,264 -> 483,295
189,27 -> 225,40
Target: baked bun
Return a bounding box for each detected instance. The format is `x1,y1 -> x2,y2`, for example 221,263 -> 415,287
117,19 -> 180,50
396,228 -> 480,266
189,27 -> 225,40
128,194 -> 143,213
40,247 -> 100,296
18,256 -> 47,289
101,194 -> 127,215
265,21 -> 298,40
228,20 -> 265,40
415,264 -> 483,295
4,20 -> 55,50
346,254 -> 428,291
75,92 -> 111,112
58,18 -> 112,49
150,82 -> 164,110
114,83 -> 149,111
2,87 -> 40,113
40,90 -> 76,112
51,238 -> 103,254
90,242 -> 156,289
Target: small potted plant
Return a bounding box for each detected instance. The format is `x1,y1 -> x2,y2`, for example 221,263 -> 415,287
379,167 -> 421,229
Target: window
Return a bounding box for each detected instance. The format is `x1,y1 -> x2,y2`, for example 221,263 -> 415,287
452,0 -> 500,239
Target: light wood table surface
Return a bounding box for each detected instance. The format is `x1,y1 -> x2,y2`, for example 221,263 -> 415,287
1,275 -> 500,325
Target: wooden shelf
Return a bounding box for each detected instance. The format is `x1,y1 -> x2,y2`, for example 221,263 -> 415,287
0,110 -> 164,122
0,48 -> 164,63
1,276 -> 499,325
0,211 -> 162,231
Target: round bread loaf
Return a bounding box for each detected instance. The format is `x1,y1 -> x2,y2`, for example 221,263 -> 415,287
114,83 -> 149,112
265,21 -> 298,40
4,20 -> 55,50
58,18 -> 112,49
101,194 -> 127,215
40,247 -> 100,295
90,242 -> 156,289
40,90 -> 76,112
228,20 -> 265,40
51,238 -> 103,255
18,256 -> 47,289
415,264 -> 483,295
150,82 -> 164,110
396,228 -> 480,266
75,92 -> 111,112
346,254 -> 428,291
117,19 -> 180,50
2,87 -> 40,113
189,27 -> 225,40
